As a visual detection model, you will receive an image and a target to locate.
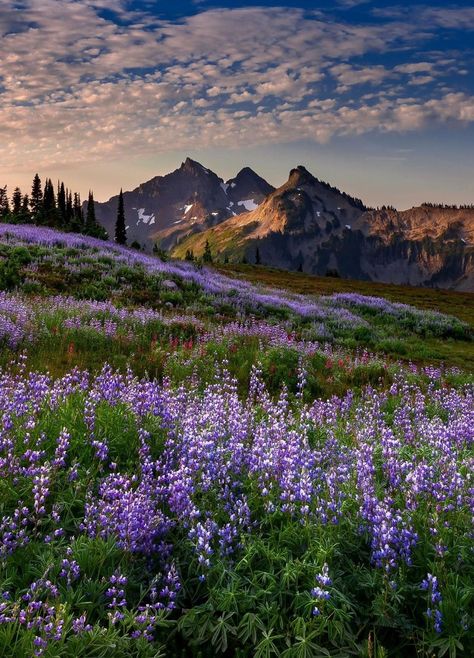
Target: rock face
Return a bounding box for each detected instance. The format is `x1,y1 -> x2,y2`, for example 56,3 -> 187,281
172,165 -> 474,291
93,158 -> 274,250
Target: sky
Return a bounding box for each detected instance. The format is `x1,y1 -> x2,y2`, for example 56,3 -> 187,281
0,0 -> 473,209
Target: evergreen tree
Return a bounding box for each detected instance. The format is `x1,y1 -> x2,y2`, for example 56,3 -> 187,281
255,246 -> 261,265
30,174 -> 43,220
12,187 -> 22,216
114,189 -> 127,245
0,186 -> 10,219
42,178 -> 57,225
85,190 -> 96,232
21,195 -> 30,222
72,193 -> 83,231
185,249 -> 195,261
203,240 -> 213,264
66,190 -> 73,225
85,191 -> 107,240
57,182 -> 67,226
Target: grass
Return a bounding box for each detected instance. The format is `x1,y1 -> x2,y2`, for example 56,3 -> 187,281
1,228 -> 473,657
217,264 -> 474,372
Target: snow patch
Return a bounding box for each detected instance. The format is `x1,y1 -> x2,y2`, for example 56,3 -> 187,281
230,182 -> 236,188
345,224 -> 351,230
220,182 -> 229,194
184,204 -> 193,214
211,212 -> 219,216
237,199 -> 259,212
137,208 -> 155,225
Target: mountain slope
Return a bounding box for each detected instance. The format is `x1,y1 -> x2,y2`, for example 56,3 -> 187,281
172,166 -> 474,291
93,158 -> 274,249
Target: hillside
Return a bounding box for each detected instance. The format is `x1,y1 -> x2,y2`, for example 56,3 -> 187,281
0,224 -> 473,657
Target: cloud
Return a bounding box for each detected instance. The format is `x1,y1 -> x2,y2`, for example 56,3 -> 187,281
0,1 -> 473,175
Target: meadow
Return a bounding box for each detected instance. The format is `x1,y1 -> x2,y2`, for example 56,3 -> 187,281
0,224 -> 473,657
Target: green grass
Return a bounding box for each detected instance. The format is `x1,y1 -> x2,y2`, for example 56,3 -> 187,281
217,264 -> 474,372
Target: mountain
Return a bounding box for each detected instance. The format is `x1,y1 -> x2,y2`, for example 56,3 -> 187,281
93,158 -> 274,249
171,166 -> 474,291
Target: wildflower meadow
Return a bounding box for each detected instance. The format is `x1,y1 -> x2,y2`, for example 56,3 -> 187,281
0,225 -> 472,657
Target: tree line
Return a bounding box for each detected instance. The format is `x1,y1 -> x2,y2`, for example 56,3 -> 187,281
421,202 -> 474,210
0,175 -> 130,245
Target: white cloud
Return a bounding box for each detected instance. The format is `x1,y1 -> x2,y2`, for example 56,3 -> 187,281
0,0 -> 472,177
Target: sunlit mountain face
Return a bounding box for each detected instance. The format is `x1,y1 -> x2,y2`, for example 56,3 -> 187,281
1,0 -> 473,207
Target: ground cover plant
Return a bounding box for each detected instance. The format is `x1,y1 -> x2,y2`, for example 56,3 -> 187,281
0,224 -> 472,657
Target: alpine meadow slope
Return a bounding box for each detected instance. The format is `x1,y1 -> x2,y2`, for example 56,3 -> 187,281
0,223 -> 472,657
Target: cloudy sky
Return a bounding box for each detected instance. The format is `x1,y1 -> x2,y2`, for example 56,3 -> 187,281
1,0 -> 473,207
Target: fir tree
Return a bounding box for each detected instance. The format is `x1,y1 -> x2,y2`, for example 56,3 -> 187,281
42,178 -> 57,225
30,174 -> 43,220
66,190 -> 73,225
12,187 -> 22,216
85,190 -> 96,232
72,193 -> 84,231
0,186 -> 10,219
114,189 -> 127,245
203,240 -> 213,264
255,247 -> 261,265
57,182 -> 67,226
21,195 -> 30,221
85,191 -> 107,240
185,249 -> 195,261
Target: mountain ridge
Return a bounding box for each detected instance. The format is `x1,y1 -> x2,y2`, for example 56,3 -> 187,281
93,158 -> 275,249
168,163 -> 474,291
92,158 -> 474,290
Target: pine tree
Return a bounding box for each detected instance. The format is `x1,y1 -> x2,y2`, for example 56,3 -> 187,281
114,189 -> 127,245
12,187 -> 22,216
57,182 -> 66,226
30,174 -> 43,221
185,249 -> 195,261
21,195 -> 30,222
72,193 -> 83,231
85,190 -> 96,233
203,240 -> 213,264
42,178 -> 57,225
85,191 -> 107,240
255,247 -> 261,265
0,186 -> 10,219
66,190 -> 73,225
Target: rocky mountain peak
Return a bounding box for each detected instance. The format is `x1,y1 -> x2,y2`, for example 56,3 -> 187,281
180,157 -> 212,177
287,165 -> 316,187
